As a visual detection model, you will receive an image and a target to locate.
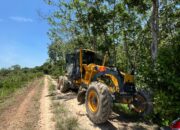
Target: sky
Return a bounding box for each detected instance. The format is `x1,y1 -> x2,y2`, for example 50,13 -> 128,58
0,0 -> 51,68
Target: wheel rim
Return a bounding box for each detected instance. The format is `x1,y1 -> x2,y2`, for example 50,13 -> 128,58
133,94 -> 146,113
88,89 -> 99,113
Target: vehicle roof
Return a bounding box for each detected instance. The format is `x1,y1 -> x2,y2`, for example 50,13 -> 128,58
82,49 -> 95,53
66,48 -> 97,55
75,48 -> 96,53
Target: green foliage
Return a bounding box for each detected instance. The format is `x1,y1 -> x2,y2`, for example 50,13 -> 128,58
113,103 -> 133,114
44,0 -> 179,126
152,41 -> 180,125
40,60 -> 65,78
52,101 -> 79,130
0,66 -> 43,100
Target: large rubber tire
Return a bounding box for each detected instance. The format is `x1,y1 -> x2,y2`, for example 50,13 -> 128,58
85,82 -> 112,124
130,90 -> 153,117
77,86 -> 86,104
59,76 -> 70,93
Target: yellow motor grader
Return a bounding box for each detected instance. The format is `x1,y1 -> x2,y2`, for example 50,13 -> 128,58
58,48 -> 152,124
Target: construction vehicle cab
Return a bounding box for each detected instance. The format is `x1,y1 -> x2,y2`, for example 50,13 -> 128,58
65,49 -> 103,85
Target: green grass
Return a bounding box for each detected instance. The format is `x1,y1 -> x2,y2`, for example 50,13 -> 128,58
48,79 -> 79,130
56,115 -> 78,130
113,103 -> 134,114
0,78 -> 43,118
49,84 -> 56,93
54,102 -> 79,130
48,82 -> 57,100
0,71 -> 43,101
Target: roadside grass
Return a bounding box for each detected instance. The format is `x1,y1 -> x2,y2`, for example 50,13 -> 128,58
113,103 -> 143,123
48,81 -> 57,99
0,73 -> 43,101
53,102 -> 79,130
48,79 -> 79,130
113,103 -> 132,113
113,103 -> 154,125
39,78 -> 44,86
49,84 -> 56,94
0,78 -> 43,113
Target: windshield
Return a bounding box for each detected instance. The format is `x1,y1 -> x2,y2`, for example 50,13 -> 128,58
82,51 -> 103,65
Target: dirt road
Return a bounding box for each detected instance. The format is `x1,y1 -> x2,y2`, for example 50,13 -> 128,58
0,76 -> 55,130
0,76 -> 158,130
51,77 -> 158,130
38,76 -> 55,130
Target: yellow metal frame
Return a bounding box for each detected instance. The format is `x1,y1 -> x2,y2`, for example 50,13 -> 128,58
121,72 -> 134,83
79,48 -> 98,85
76,48 -> 134,94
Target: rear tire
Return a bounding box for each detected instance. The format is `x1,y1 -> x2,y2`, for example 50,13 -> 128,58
59,76 -> 70,93
129,90 -> 153,116
85,82 -> 112,124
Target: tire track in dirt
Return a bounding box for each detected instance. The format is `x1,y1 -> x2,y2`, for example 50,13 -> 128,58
38,76 -> 55,130
0,79 -> 42,130
50,77 -> 158,130
8,84 -> 36,130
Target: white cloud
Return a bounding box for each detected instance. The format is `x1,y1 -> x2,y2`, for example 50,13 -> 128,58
9,16 -> 33,23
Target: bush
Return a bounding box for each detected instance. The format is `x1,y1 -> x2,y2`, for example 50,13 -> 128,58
0,66 -> 43,100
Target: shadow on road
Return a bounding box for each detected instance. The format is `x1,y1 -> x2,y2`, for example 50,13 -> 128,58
95,121 -> 118,130
53,92 -> 77,101
51,90 -> 157,130
92,109 -> 156,130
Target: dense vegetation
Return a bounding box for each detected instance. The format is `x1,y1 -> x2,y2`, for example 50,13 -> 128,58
0,65 -> 43,100
0,0 -> 178,127
43,0 -> 179,126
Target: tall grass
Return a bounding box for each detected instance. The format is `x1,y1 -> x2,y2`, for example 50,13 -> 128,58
0,68 -> 43,100
48,83 -> 79,130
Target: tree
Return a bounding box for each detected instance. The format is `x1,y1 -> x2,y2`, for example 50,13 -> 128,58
44,0 -> 180,125
151,0 -> 159,62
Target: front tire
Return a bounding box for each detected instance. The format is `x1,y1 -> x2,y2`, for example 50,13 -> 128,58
129,90 -> 153,116
77,86 -> 86,104
85,82 -> 112,124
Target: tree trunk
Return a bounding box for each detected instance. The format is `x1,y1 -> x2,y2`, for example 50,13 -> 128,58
151,0 -> 159,62
123,31 -> 131,71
